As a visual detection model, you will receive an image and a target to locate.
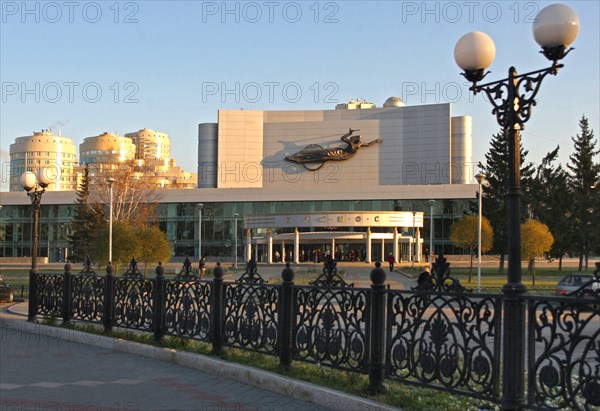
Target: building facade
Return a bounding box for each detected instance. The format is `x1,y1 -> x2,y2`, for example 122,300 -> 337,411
1,100 -> 478,263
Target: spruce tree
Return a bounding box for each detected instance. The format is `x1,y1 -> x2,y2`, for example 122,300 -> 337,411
529,147 -> 572,270
67,165 -> 103,262
567,116 -> 599,271
478,128 -> 534,273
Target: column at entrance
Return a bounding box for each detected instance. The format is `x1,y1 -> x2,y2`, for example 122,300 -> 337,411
267,230 -> 273,264
245,229 -> 252,263
331,238 -> 335,259
366,227 -> 372,263
393,227 -> 399,263
294,228 -> 300,264
416,228 -> 421,262
381,238 -> 385,261
281,240 -> 286,263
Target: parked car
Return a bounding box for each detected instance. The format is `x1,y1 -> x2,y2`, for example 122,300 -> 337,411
0,276 -> 14,303
554,274 -> 599,296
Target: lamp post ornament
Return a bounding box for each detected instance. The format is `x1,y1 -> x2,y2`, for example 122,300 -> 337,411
455,4 -> 579,409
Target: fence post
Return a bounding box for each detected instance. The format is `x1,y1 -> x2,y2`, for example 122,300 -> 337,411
279,263 -> 295,369
367,261 -> 389,395
103,262 -> 115,333
62,262 -> 72,324
153,262 -> 166,344
27,269 -> 37,322
211,262 -> 225,355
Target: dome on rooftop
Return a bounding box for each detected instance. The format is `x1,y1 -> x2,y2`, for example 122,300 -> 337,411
383,96 -> 405,108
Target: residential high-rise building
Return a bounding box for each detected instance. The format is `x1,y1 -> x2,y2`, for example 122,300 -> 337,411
9,130 -> 78,191
125,128 -> 171,160
79,132 -> 136,165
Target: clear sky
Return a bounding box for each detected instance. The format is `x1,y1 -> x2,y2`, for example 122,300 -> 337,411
1,1 -> 598,191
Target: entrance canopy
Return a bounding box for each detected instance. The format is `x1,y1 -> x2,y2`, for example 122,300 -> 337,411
243,211 -> 424,264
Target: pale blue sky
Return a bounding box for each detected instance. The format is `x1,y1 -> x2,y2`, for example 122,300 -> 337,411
1,1 -> 598,190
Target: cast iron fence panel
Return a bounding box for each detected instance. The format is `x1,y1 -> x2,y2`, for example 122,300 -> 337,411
385,290 -> 502,401
35,274 -> 63,317
293,285 -> 370,372
223,282 -> 280,354
113,277 -> 154,331
526,294 -> 600,410
71,274 -> 105,323
164,279 -> 212,341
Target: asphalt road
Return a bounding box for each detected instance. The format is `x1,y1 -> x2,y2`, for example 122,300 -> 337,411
0,325 -> 335,411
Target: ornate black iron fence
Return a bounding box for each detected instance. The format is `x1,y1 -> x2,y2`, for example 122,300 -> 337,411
386,291 -> 502,401
28,259 -> 600,410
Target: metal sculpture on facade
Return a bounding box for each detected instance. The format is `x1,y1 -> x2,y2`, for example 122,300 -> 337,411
285,128 -> 382,170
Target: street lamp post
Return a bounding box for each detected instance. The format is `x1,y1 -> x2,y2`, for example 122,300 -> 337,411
475,173 -> 486,292
234,213 -> 239,268
411,211 -> 416,268
106,178 -> 116,264
429,200 -> 435,265
197,203 -> 204,259
21,169 -> 50,322
455,4 -> 579,409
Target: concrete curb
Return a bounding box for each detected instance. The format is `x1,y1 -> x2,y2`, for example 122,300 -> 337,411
0,317 -> 398,411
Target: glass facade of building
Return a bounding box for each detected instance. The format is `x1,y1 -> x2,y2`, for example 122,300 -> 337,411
0,198 -> 471,263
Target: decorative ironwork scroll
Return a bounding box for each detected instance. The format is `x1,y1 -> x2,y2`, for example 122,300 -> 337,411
71,274 -> 105,322
527,294 -> 600,410
122,256 -> 144,279
386,291 -> 501,400
174,256 -> 198,281
35,274 -> 64,317
309,258 -> 352,287
223,283 -> 279,354
285,128 -> 382,171
413,254 -> 470,293
80,255 -> 97,276
236,258 -> 267,284
113,277 -> 154,331
294,286 -> 369,372
164,280 -> 211,341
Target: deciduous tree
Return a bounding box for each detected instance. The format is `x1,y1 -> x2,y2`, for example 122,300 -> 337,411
521,219 -> 554,286
449,215 -> 493,282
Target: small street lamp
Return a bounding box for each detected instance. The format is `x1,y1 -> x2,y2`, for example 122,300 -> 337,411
234,213 -> 239,269
455,4 -> 579,408
21,168 -> 51,322
475,173 -> 486,292
106,178 -> 116,264
429,200 -> 435,265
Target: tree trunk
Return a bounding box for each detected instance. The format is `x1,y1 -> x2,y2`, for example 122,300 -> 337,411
498,254 -> 505,274
528,259 -> 536,286
579,252 -> 583,272
468,249 -> 473,283
558,255 -> 563,271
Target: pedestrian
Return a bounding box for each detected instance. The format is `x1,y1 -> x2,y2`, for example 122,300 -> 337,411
387,253 -> 395,272
199,256 -> 206,279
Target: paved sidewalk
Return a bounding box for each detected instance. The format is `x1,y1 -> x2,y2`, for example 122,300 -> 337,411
1,303 -> 398,411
